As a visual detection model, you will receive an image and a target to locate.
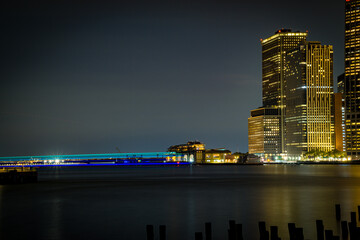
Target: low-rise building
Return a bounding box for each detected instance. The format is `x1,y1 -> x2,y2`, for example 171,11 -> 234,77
168,141 -> 205,163
204,149 -> 233,163
248,107 -> 281,161
168,141 -> 240,164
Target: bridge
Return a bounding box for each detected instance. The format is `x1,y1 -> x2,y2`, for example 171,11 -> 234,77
0,152 -> 193,167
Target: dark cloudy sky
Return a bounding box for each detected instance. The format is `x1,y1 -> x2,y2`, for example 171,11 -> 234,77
0,0 -> 343,156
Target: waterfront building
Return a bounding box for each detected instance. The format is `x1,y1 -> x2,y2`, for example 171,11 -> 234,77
261,29 -> 308,153
248,107 -> 281,160
204,149 -> 233,163
344,0 -> 360,159
168,141 -> 205,163
284,42 -> 334,156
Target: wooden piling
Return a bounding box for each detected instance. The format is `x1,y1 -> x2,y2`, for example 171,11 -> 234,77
270,226 -> 279,240
259,221 -> 266,233
195,232 -> 203,240
205,222 -> 212,240
356,227 -> 360,239
316,220 -> 324,240
259,221 -> 268,240
146,225 -> 154,240
325,230 -> 333,240
159,225 -> 166,240
348,222 -> 355,240
228,220 -> 236,240
335,204 -> 341,221
351,212 -> 356,224
295,228 -> 304,240
235,224 -> 243,240
288,223 -> 296,240
341,221 -> 348,240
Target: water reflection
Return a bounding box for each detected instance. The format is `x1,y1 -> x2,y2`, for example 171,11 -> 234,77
1,165 -> 360,240
46,198 -> 62,240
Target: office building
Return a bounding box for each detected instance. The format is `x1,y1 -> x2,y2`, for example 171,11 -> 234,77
248,107 -> 281,160
261,29 -> 308,153
344,0 -> 360,159
285,42 -> 334,156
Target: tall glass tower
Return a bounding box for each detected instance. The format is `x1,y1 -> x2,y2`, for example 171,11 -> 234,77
345,0 -> 360,159
261,29 -> 308,153
285,42 -> 334,156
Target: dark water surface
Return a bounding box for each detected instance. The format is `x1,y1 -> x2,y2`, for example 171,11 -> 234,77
1,165 -> 360,240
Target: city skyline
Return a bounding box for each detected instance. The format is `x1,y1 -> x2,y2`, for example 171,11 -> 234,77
1,0 -> 344,156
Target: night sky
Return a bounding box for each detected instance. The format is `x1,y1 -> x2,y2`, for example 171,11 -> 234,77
0,0 -> 344,156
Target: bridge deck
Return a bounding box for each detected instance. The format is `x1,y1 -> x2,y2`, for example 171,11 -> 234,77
0,152 -> 192,167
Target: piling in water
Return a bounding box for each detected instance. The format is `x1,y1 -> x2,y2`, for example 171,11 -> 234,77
270,226 -> 279,240
295,227 -> 304,240
335,204 -> 341,221
228,220 -> 236,240
341,221 -> 348,240
351,212 -> 356,224
205,222 -> 212,240
159,225 -> 166,240
145,206 -> 360,240
325,230 -> 333,240
195,232 -> 203,240
146,225 -> 154,240
235,224 -> 243,240
259,221 -> 269,240
288,223 -> 295,240
316,220 -> 324,240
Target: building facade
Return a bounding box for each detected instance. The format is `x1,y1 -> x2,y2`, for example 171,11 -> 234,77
336,74 -> 346,152
334,93 -> 346,152
261,29 -> 308,153
168,141 -> 205,163
204,149 -> 233,164
344,0 -> 360,159
284,42 -> 334,156
248,107 -> 281,160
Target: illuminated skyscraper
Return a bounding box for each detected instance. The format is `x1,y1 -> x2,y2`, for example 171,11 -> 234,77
344,0 -> 360,159
285,42 -> 334,156
261,29 -> 308,153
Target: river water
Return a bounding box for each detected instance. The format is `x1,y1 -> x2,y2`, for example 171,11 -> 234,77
1,164 -> 360,240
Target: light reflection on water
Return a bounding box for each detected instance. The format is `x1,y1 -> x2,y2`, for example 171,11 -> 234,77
1,165 -> 360,240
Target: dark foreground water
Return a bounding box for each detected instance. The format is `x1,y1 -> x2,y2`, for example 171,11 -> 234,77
1,165 -> 360,240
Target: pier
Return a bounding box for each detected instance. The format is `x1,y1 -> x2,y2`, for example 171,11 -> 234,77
0,167 -> 38,184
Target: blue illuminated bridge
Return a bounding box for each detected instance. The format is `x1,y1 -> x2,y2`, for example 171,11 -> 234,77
0,152 -> 193,167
